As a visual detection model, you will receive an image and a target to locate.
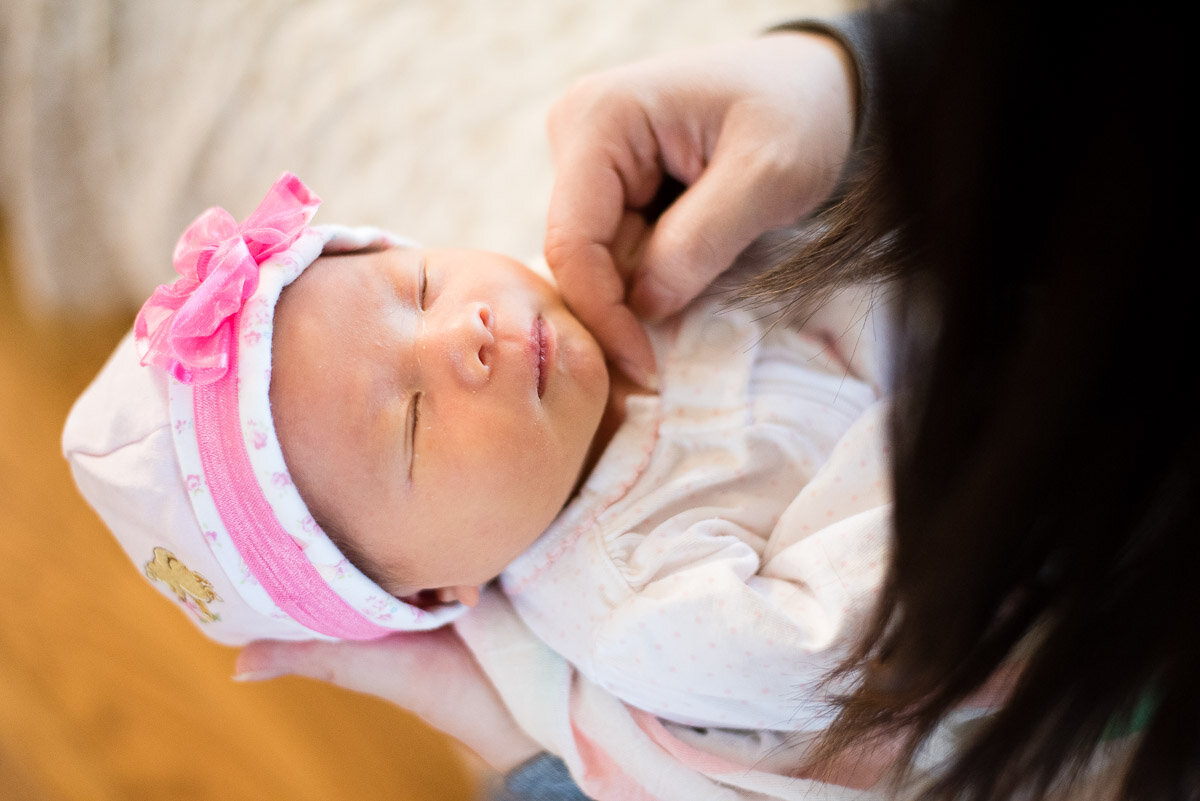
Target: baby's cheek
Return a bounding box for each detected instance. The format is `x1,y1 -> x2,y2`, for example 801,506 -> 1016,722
495,518 -> 551,575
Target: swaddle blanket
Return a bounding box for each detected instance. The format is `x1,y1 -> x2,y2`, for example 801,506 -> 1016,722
458,405 -> 899,800
457,290 -> 904,799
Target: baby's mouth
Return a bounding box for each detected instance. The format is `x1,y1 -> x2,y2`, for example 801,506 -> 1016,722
530,315 -> 555,399
535,317 -> 548,398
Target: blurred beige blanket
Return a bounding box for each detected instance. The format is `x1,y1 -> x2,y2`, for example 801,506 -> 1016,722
1,0 -> 845,315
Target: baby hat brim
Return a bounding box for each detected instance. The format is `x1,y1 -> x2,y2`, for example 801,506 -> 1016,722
65,330 -> 312,645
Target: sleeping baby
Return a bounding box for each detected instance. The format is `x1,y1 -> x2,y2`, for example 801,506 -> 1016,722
64,173 -> 891,732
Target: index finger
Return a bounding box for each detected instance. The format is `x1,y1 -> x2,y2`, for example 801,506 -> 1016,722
544,150 -> 659,389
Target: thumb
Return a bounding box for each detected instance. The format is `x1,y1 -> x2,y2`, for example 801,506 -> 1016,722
234,639 -> 330,683
630,147 -> 811,320
234,635 -> 419,690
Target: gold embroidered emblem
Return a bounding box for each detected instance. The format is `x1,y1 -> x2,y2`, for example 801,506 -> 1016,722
144,546 -> 221,623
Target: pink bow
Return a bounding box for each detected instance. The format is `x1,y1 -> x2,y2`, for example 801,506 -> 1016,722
134,172 -> 320,384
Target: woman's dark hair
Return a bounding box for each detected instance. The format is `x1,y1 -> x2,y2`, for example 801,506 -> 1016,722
740,2 -> 1197,798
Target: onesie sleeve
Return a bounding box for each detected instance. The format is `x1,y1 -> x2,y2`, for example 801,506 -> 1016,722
587,403 -> 892,732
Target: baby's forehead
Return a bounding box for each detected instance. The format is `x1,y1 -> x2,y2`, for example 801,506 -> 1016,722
279,247 -> 408,322
308,244 -> 413,287
270,248 -> 413,550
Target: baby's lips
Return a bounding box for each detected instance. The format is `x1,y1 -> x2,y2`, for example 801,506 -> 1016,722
529,315 -> 556,398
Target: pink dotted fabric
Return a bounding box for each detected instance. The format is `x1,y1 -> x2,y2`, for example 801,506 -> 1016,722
499,296 -> 891,732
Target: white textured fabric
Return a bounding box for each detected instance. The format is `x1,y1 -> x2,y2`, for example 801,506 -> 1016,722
0,0 -> 848,314
464,294 -> 1134,799
499,293 -> 889,731
455,289 -> 899,798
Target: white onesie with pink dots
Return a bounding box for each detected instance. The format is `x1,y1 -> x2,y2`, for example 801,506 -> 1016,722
499,293 -> 892,732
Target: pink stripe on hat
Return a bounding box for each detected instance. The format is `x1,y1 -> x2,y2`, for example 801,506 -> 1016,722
191,324 -> 395,640
75,171 -> 472,642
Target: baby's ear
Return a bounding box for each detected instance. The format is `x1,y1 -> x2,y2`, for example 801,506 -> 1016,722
438,585 -> 480,608
399,585 -> 480,609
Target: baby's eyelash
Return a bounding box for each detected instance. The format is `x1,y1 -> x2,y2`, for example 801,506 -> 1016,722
418,259 -> 428,309
408,391 -> 422,481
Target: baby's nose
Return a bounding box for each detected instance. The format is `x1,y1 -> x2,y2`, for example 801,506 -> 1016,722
439,302 -> 494,388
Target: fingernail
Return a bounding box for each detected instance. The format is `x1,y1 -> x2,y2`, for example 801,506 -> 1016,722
233,647 -> 275,681
618,358 -> 659,392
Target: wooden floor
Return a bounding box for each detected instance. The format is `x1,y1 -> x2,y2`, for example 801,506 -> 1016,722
0,242 -> 479,800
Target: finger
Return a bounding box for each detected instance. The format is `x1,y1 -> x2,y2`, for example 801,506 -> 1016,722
611,210 -> 650,281
631,140 -> 811,320
235,634 -> 426,693
601,303 -> 659,392
545,156 -> 659,389
235,638 -> 352,684
552,242 -> 658,391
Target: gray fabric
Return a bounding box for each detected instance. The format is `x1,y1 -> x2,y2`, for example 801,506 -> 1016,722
492,754 -> 593,801
769,14 -> 875,151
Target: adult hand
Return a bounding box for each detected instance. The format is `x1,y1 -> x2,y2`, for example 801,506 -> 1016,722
544,30 -> 858,389
236,628 -> 542,773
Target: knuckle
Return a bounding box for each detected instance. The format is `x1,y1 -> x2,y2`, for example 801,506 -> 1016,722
287,640 -> 343,684
549,71 -> 636,134
730,145 -> 815,222
543,232 -> 623,301
549,75 -> 605,123
740,139 -> 797,182
656,222 -> 720,279
543,224 -> 585,273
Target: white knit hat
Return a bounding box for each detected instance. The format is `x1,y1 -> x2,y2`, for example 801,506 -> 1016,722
63,173 -> 467,646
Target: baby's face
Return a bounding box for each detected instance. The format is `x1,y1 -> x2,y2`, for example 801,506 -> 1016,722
270,246 -> 609,602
